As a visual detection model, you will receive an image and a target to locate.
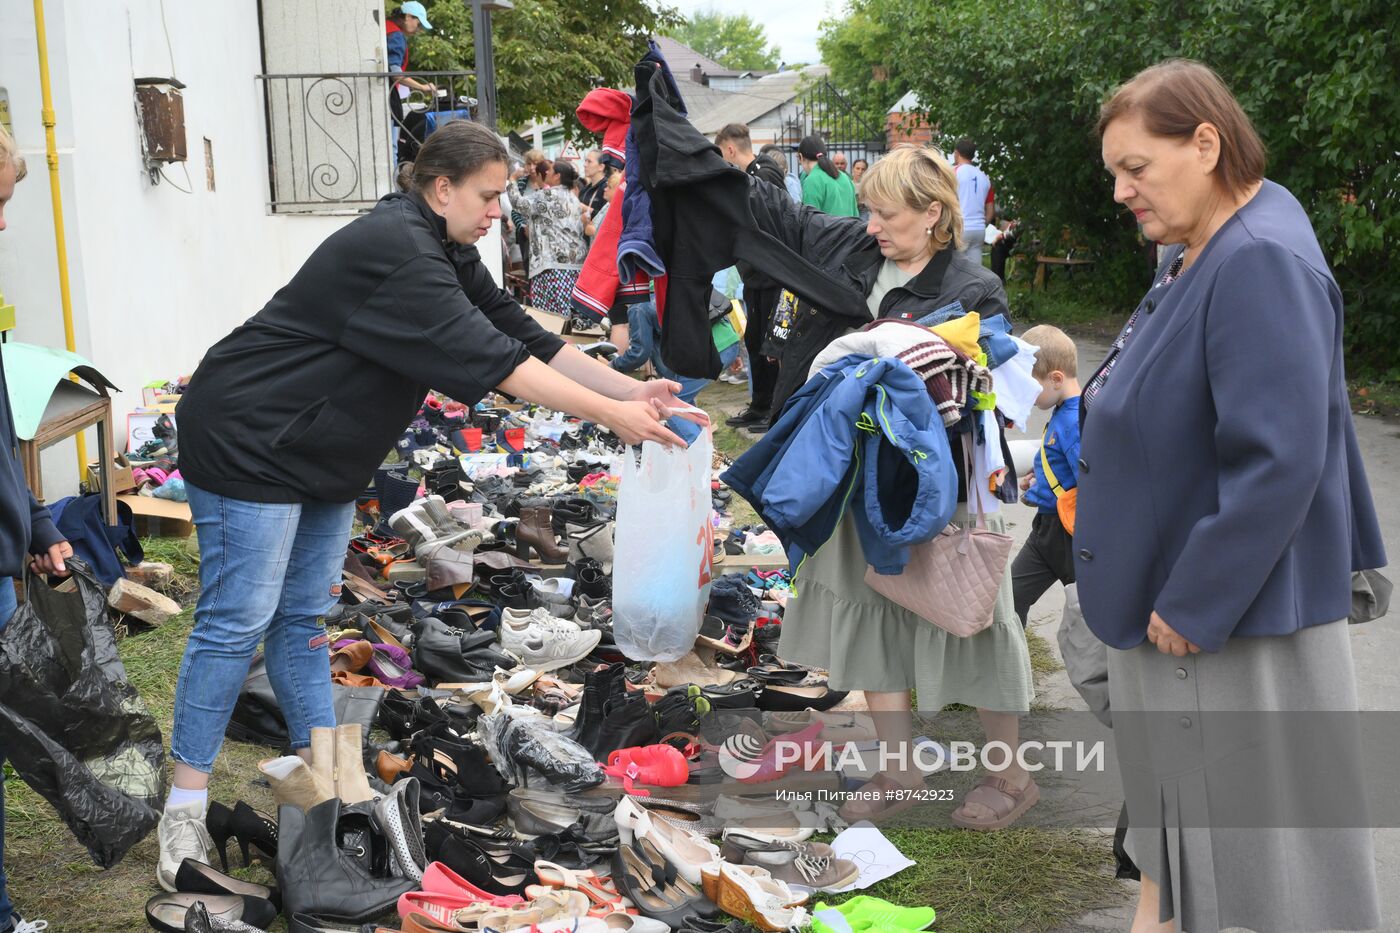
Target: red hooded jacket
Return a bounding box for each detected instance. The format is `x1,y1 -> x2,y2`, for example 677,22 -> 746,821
570,88 -> 650,322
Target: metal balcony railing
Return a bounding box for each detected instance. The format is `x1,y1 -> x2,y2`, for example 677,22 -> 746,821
256,70 -> 476,214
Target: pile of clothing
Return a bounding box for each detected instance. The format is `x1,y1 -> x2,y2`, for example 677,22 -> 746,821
724,310 -> 1041,575
144,392 -> 936,933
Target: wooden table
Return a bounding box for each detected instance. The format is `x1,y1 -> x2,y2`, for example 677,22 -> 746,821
20,379 -> 117,524
1034,254 -> 1096,289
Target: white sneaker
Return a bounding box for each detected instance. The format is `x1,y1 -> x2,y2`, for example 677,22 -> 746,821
11,918 -> 50,933
156,800 -> 213,892
500,617 -> 601,672
500,606 -> 579,634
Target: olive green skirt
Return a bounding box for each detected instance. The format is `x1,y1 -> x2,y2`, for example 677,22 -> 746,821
778,507 -> 1033,713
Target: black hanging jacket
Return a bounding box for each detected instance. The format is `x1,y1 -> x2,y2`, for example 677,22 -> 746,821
178,193 -> 564,504
630,59 -> 868,378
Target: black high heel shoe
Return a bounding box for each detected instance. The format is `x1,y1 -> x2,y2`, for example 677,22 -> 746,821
174,857 -> 281,912
206,800 -> 236,872
232,800 -> 278,867
424,819 -> 535,897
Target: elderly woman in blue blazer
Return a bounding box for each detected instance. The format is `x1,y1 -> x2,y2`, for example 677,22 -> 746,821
1079,59 -> 1386,933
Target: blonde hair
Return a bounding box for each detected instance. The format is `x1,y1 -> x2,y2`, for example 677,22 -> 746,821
522,148 -> 547,167
858,145 -> 963,251
1022,325 -> 1078,379
0,126 -> 27,182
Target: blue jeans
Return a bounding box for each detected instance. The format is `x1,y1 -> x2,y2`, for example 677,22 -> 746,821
0,579 -> 15,929
667,342 -> 739,445
171,483 -> 353,771
610,301 -> 739,445
610,301 -> 659,374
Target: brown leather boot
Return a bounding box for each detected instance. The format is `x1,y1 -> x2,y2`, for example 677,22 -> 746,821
515,506 -> 568,563
376,749 -> 413,783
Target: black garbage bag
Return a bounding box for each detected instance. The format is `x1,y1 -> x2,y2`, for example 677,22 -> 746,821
0,560 -> 166,867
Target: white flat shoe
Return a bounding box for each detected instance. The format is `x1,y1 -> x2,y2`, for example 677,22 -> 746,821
613,795 -> 720,886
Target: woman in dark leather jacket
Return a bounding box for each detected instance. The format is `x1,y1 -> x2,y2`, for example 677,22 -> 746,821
755,146 -> 1037,830
743,162 -> 1010,414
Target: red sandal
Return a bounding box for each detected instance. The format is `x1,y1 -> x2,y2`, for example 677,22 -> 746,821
603,744 -> 690,796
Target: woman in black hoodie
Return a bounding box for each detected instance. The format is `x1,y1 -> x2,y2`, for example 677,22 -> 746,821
158,121 -> 700,888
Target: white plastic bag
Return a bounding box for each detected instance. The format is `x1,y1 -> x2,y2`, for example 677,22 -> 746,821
611,432 -> 714,661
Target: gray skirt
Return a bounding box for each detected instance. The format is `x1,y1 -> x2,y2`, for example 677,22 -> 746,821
777,506 -> 1033,713
1109,620 -> 1380,932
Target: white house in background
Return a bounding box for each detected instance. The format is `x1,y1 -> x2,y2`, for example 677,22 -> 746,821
0,0 -> 500,495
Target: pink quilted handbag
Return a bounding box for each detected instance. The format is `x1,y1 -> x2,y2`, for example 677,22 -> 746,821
863,436 -> 1013,637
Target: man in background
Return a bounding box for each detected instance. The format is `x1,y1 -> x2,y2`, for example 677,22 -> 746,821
715,124 -> 786,432
953,138 -> 992,263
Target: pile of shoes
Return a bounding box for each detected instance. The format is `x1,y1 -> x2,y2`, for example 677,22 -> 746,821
152,393 -> 940,932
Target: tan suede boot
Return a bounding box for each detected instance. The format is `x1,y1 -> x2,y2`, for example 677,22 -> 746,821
259,755 -> 334,811
310,726 -> 336,798
335,723 -> 377,804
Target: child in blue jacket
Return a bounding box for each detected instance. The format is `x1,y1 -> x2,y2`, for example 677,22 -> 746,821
1012,325 -> 1080,627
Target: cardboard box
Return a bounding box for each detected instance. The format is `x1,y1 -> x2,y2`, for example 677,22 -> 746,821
524,307 -> 607,346
87,453 -> 137,495
126,409 -> 178,454
118,494 -> 193,537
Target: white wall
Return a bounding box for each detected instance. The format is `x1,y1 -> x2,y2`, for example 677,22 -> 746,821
0,0 -> 502,499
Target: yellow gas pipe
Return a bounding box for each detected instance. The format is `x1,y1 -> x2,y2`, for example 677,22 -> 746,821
33,0 -> 88,474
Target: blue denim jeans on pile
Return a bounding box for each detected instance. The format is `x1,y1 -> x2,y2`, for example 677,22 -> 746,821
170,483 -> 353,772
0,579 -> 16,929
611,301 -> 739,445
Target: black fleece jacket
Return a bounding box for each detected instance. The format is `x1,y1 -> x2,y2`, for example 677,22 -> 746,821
178,193 -> 564,504
631,59 -> 867,378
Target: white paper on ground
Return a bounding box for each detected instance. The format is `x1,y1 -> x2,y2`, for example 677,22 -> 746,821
828,821 -> 917,891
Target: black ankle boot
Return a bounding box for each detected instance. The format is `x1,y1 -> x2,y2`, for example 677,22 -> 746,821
567,669 -> 607,753
551,498 -> 596,538
574,561 -> 611,600
589,692 -> 659,758
276,799 -> 412,923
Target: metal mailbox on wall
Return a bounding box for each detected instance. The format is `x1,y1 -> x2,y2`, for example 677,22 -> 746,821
134,77 -> 187,163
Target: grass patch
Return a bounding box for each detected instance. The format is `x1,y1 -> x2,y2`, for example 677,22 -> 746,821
1005,279 -> 1130,332
1349,376 -> 1400,419
820,827 -> 1119,933
139,535 -> 201,602
1026,628 -> 1062,679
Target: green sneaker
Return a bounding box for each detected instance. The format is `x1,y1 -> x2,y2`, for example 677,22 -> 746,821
814,895 -> 937,932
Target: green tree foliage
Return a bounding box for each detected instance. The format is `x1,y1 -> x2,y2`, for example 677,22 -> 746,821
667,10 -> 779,71
817,1 -> 905,137
824,0 -> 1400,375
408,0 -> 681,133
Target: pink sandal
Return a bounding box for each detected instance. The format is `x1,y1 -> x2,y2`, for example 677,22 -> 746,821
951,774 -> 1040,831
603,744 -> 690,795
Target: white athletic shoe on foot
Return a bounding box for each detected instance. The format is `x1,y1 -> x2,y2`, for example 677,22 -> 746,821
11,918 -> 51,932
156,800 -> 213,892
